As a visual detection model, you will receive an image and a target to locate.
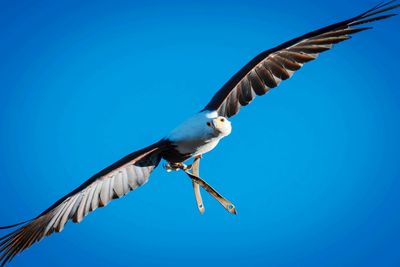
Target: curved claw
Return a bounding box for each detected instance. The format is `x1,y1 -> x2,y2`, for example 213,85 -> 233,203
226,204 -> 237,215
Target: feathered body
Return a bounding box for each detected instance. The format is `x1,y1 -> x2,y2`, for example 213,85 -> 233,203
163,111 -> 232,163
0,2 -> 399,266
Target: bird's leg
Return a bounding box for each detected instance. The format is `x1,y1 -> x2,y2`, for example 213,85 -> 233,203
191,156 -> 205,214
183,167 -> 237,215
165,160 -> 236,214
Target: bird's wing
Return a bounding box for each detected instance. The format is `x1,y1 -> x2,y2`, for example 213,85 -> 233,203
0,139 -> 170,266
201,1 -> 399,118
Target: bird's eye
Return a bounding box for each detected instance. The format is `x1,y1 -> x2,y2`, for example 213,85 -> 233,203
207,122 -> 211,127
220,118 -> 225,122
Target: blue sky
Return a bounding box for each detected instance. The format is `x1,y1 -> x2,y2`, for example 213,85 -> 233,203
0,0 -> 399,266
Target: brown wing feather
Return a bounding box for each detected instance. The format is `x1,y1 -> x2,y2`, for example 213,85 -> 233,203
0,140 -> 170,266
202,1 -> 399,118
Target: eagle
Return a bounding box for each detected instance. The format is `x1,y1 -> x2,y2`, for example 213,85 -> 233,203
0,1 -> 398,266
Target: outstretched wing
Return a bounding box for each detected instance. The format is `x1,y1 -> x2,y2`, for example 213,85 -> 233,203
202,1 -> 399,118
0,140 -> 170,266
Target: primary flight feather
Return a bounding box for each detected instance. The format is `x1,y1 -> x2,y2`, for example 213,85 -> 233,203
0,1 -> 399,266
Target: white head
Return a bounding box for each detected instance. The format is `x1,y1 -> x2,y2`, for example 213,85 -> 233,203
206,116 -> 232,137
167,111 -> 232,143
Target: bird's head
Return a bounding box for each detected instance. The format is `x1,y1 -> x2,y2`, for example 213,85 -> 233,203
207,116 -> 232,137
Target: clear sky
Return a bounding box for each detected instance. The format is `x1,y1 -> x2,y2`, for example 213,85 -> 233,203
0,0 -> 399,266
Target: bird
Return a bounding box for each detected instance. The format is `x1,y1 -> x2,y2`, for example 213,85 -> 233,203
0,1 -> 399,266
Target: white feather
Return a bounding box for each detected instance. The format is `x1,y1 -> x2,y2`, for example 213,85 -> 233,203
167,111 -> 229,156
167,111 -> 218,141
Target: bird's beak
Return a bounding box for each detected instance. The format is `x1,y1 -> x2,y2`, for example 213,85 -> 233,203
210,119 -> 216,129
212,118 -> 224,132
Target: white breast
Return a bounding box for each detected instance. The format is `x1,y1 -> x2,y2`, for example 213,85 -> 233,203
166,111 -> 223,156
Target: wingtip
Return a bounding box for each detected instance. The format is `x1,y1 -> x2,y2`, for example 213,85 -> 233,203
363,1 -> 400,18
372,0 -> 398,12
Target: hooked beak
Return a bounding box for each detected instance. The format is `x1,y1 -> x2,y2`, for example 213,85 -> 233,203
211,118 -> 224,133
210,119 -> 216,129
207,120 -> 216,130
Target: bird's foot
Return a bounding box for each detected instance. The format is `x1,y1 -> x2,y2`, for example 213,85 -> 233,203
163,162 -> 191,172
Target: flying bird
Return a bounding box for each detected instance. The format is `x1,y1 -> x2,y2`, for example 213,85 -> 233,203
0,1 -> 399,266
